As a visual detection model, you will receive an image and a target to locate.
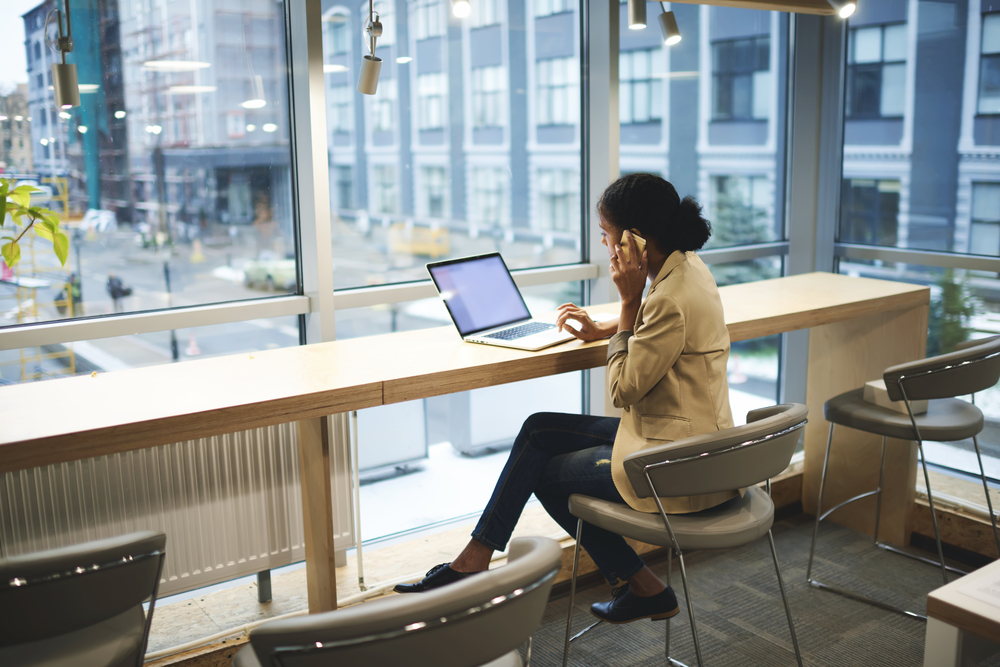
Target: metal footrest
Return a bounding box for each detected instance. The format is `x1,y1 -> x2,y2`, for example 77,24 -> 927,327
667,659 -> 691,667
569,620 -> 602,642
875,542 -> 967,577
807,578 -> 926,621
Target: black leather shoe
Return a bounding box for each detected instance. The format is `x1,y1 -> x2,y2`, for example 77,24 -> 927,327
393,563 -> 478,593
590,583 -> 680,623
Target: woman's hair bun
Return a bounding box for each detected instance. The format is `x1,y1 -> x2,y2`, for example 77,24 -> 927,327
674,196 -> 712,253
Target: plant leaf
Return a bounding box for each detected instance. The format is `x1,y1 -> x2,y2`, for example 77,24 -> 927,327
1,241 -> 20,268
0,179 -> 7,225
9,185 -> 38,209
53,232 -> 69,266
35,221 -> 54,242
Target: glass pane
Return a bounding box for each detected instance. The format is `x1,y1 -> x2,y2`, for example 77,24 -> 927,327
752,71 -> 771,119
969,221 -> 1000,255
973,182 -> 1000,222
883,23 -> 908,61
979,57 -> 1000,113
983,13 -> 1000,54
853,26 -> 883,63
881,63 -> 906,116
0,316 -> 299,383
322,0 -> 583,290
727,333 -> 781,427
1,0 -> 298,327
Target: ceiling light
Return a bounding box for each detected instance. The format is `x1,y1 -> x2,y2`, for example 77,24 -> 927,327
452,0 -> 471,18
145,124 -> 162,134
48,0 -> 80,108
628,0 -> 646,30
40,138 -> 49,146
826,0 -> 856,18
658,9 -> 681,45
77,125 -> 87,134
241,74 -> 266,108
324,64 -> 349,73
15,115 -> 23,121
262,123 -> 277,132
114,110 -> 127,119
397,56 -> 412,64
357,3 -> 383,95
169,85 -> 217,93
0,115 -> 7,121
246,124 -> 256,132
59,111 -> 71,119
143,60 -> 211,72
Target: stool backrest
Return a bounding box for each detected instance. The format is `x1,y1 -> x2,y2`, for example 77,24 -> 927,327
624,403 -> 808,498
883,336 -> 1000,402
0,531 -> 166,666
247,536 -> 561,667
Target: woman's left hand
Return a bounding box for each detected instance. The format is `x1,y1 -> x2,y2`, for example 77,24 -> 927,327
609,230 -> 647,306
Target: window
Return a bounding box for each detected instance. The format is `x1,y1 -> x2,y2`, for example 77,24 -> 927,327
839,179 -> 900,246
536,58 -> 578,126
418,166 -> 448,218
712,36 -> 771,121
417,73 -> 447,130
412,0 -> 445,39
970,183 -> 1000,255
536,168 -> 578,232
372,78 -> 397,133
979,13 -> 1000,114
373,164 -> 398,214
471,167 -> 506,226
534,0 -> 571,17
472,66 -> 505,128
846,23 -> 907,119
471,0 -> 502,27
330,84 -> 353,132
620,49 -> 663,125
335,165 -> 353,210
327,13 -> 350,54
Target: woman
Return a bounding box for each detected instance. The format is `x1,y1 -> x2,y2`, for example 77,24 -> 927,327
396,173 -> 734,625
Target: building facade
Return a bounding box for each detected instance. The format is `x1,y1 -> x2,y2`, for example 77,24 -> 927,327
0,84 -> 34,175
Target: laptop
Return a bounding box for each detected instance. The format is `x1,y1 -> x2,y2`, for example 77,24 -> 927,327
426,253 -> 576,351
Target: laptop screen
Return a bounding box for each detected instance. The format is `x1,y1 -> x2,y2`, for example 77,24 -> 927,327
427,254 -> 532,336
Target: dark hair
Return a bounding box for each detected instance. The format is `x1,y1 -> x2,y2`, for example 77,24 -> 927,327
597,173 -> 711,254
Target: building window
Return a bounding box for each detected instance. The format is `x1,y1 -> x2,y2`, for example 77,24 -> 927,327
620,48 -> 662,125
536,168 -> 578,232
712,36 -> 770,121
419,166 -> 448,218
970,182 -> 1000,255
839,178 -> 900,246
708,175 -> 773,246
472,66 -> 505,128
373,164 -> 398,214
471,0 -> 502,27
417,73 -> 447,130
335,165 -> 353,210
372,78 -> 396,133
328,14 -> 349,54
536,57 -> 578,126
846,23 -> 907,119
979,13 -> 1000,114
412,0 -> 445,39
471,167 -> 506,226
534,0 -> 570,17
330,84 -> 353,132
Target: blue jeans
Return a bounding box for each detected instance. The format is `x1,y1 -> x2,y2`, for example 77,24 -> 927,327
472,412 -> 646,584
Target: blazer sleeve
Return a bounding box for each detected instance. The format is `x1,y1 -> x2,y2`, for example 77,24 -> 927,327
606,294 -> 685,409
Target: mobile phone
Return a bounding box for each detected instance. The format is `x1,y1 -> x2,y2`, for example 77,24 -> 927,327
619,232 -> 647,263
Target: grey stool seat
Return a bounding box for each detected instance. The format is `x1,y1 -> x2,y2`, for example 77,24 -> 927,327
570,487 -> 773,552
824,388 -> 983,441
562,404 -> 808,667
233,536 -> 560,667
808,335 -> 1000,620
0,531 -> 167,667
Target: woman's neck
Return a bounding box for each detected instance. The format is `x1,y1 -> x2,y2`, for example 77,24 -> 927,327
645,247 -> 676,283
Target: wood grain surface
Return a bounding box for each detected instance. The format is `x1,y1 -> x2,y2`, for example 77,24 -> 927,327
926,557 -> 1000,645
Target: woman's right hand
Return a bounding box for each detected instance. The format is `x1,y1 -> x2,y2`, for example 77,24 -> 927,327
555,303 -> 617,341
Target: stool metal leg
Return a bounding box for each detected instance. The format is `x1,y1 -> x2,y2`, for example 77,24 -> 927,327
525,636 -> 533,667
972,435 -> 1000,556
664,549 -> 690,667
676,553 -> 703,667
807,422 -> 835,582
873,435 -> 887,546
767,530 -> 803,667
917,440 -> 949,585
562,519 -> 583,667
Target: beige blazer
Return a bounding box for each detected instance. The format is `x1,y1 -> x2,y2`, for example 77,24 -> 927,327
607,251 -> 736,514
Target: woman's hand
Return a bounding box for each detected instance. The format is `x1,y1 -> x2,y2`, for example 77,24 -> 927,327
609,230 -> 648,307
555,303 -> 616,341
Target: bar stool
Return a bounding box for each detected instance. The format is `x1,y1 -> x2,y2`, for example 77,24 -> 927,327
807,336 -> 1000,619
562,404 -> 808,667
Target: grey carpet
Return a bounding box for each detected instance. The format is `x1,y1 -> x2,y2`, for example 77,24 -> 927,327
528,514 -> 1000,666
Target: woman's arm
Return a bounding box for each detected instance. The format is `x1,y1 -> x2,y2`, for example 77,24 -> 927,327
555,304 -> 618,341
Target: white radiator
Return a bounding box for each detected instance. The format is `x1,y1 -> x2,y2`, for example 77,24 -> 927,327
0,417 -> 355,597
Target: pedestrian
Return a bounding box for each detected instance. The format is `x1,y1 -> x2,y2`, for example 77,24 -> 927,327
106,272 -> 131,313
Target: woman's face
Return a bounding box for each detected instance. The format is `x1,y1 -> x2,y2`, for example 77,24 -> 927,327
598,215 -> 625,259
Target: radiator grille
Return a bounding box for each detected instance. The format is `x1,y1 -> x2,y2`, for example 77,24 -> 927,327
0,417 -> 355,597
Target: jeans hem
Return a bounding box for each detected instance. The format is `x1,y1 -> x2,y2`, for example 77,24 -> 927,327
470,531 -> 506,553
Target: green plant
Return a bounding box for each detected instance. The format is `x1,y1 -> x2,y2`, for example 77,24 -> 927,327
927,268 -> 978,356
705,192 -> 776,287
0,177 -> 69,269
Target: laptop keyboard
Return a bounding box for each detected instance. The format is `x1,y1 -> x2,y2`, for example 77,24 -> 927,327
482,321 -> 555,340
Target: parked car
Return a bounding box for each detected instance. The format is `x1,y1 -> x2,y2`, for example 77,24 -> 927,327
243,255 -> 296,291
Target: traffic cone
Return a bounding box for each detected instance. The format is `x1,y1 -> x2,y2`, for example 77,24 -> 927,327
185,333 -> 201,356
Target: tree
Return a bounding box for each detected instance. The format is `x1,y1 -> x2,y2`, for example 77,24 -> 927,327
1,178 -> 69,269
927,268 -> 977,356
704,191 -> 776,287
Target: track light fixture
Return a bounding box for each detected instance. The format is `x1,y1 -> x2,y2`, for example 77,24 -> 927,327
628,0 -> 646,30
452,0 -> 471,18
46,0 -> 80,109
658,6 -> 681,46
357,0 -> 383,95
826,0 -> 856,19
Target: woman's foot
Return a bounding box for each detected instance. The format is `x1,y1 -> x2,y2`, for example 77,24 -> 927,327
393,563 -> 478,593
590,583 -> 680,623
